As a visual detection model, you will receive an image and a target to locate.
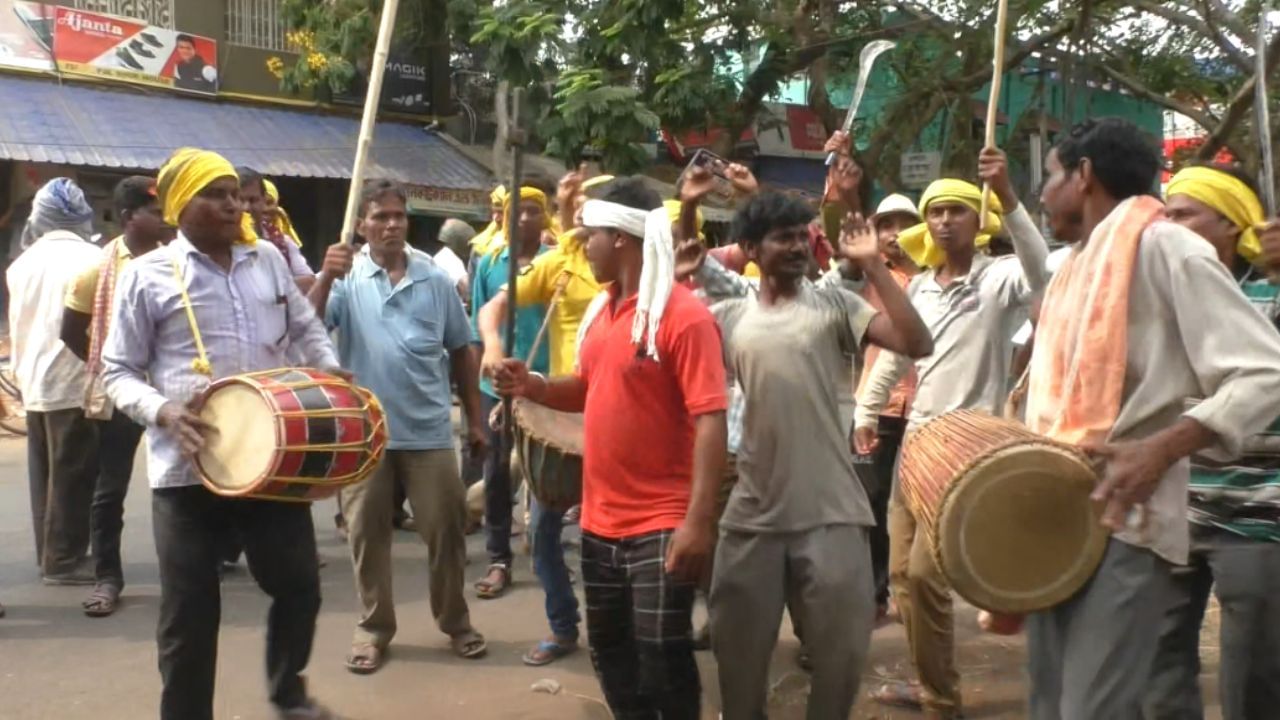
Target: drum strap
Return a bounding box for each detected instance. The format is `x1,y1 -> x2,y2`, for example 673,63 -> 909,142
526,272 -> 570,364
169,254 -> 213,376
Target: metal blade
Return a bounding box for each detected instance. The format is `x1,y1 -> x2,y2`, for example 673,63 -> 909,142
826,39 -> 896,166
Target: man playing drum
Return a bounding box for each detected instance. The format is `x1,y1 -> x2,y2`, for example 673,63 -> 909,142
101,149 -> 345,720
1022,118 -> 1280,719
700,180 -> 932,717
494,177 -> 728,720
854,150 -> 1051,719
311,180 -> 489,674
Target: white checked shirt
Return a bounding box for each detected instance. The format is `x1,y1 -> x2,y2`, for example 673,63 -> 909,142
102,234 -> 338,489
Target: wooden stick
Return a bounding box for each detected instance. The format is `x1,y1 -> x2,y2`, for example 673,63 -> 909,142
980,0 -> 1011,220
525,273 -> 569,365
338,0 -> 402,246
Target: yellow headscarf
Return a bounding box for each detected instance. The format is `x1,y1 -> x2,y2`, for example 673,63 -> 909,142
157,147 -> 255,244
469,185 -> 508,252
663,199 -> 704,242
1166,166 -> 1265,263
488,187 -> 553,258
896,179 -> 1004,269
263,179 -> 303,247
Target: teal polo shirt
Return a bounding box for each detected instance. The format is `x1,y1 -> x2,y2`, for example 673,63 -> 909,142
470,245 -> 551,399
326,249 -> 470,450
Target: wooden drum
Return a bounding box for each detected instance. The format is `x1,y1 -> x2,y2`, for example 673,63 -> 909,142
194,368 -> 387,502
899,409 -> 1105,614
512,398 -> 583,513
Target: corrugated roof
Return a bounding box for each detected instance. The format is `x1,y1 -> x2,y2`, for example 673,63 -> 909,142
0,74 -> 493,189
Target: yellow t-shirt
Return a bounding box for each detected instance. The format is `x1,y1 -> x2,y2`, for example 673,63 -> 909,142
65,237 -> 132,315
512,236 -> 602,376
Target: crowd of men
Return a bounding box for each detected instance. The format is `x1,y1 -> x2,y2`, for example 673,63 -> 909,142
3,114 -> 1280,720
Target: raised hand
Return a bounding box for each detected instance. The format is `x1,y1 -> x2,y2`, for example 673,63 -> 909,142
827,154 -> 864,210
977,146 -> 1017,210
1259,219 -> 1280,274
319,242 -> 355,280
674,234 -> 709,281
823,130 -> 853,158
839,213 -> 879,266
679,166 -> 719,204
725,163 -> 759,197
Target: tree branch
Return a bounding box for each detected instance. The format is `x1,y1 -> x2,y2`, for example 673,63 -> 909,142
1197,28 -> 1280,159
1131,0 -> 1250,72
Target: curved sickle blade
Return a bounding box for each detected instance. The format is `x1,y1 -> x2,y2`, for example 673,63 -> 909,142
825,39 -> 897,166
1258,5 -> 1276,215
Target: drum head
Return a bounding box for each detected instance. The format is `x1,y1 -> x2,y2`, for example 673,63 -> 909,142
513,398 -> 583,455
196,384 -> 276,494
935,444 -> 1106,614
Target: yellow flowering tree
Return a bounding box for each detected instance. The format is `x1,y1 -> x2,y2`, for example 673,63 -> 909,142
265,0 -> 367,93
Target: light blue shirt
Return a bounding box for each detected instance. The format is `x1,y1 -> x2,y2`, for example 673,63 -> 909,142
102,234 -> 339,489
326,249 -> 469,450
470,245 -> 550,399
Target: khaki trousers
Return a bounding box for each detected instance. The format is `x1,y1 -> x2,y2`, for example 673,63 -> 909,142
888,498 -> 960,713
343,448 -> 472,647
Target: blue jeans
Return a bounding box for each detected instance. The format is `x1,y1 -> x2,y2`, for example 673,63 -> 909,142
529,498 -> 580,639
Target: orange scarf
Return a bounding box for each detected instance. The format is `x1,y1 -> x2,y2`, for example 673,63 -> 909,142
1025,195 -> 1164,445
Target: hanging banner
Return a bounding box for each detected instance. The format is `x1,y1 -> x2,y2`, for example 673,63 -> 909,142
0,2 -> 55,71
53,7 -> 219,95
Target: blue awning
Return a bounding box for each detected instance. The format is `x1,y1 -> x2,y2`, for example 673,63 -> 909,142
0,74 -> 492,190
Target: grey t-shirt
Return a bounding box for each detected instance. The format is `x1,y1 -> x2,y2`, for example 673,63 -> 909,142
713,284 -> 878,533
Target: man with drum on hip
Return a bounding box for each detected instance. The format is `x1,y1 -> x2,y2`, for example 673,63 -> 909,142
494,177 -> 728,720
101,149 -> 345,720
1026,117 -> 1280,719
310,180 -> 488,674
854,153 -> 1050,720
693,182 -> 933,716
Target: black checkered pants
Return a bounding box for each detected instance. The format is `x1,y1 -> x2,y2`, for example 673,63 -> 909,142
581,530 -> 700,720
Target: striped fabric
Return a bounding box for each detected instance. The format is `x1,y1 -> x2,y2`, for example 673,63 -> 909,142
1188,271 -> 1280,542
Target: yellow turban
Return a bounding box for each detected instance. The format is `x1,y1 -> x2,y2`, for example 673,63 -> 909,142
260,179 -> 303,247
488,187 -> 553,257
157,148 -> 254,244
663,199 -> 704,242
491,184 -> 508,205
896,179 -> 1004,269
1166,166 -> 1265,263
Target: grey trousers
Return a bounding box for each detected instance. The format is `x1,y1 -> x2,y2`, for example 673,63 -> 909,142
1027,538 -> 1175,720
710,524 -> 874,720
1144,527 -> 1280,720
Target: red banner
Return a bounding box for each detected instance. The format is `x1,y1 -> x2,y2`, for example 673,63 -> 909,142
54,7 -> 218,95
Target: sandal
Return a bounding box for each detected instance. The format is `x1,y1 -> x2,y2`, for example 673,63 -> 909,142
870,681 -> 923,710
473,563 -> 511,599
521,637 -> 578,666
450,629 -> 488,659
344,642 -> 385,675
83,583 -> 121,618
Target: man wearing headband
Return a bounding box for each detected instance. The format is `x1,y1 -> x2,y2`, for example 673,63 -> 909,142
493,177 -> 728,719
703,183 -> 932,719
1144,164 -> 1280,720
854,149 -> 1050,719
470,186 -> 552,602
8,177 -> 102,587
61,175 -> 172,617
310,180 -> 488,673
101,148 -> 344,720
1027,118 -> 1280,719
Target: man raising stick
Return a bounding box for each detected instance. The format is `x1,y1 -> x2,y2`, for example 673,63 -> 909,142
494,178 -> 727,720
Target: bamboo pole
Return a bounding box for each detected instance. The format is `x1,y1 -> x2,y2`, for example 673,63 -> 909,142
980,0 -> 1011,221
338,0 -> 402,245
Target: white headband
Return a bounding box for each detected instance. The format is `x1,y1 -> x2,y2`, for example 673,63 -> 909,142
574,199 -> 675,361
582,200 -> 648,238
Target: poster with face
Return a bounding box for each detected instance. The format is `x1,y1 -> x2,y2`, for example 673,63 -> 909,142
53,6 -> 218,95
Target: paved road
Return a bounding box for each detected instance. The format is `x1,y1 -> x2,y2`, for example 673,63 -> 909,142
0,435 -> 1223,719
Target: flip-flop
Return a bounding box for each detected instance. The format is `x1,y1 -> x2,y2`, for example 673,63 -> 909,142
82,584 -> 120,618
450,630 -> 488,659
344,642 -> 384,675
522,638 -> 577,666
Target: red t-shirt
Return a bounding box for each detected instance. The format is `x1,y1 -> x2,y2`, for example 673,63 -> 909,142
576,284 -> 728,539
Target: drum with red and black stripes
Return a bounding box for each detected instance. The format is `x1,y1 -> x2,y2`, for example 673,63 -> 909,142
194,368 -> 387,502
